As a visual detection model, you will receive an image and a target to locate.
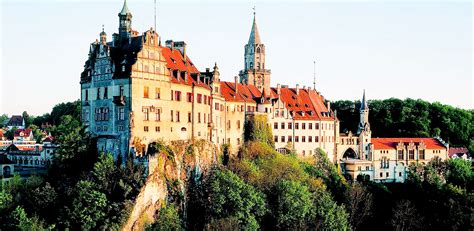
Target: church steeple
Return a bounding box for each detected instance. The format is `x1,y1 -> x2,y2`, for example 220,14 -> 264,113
240,8 -> 271,95
118,0 -> 133,38
358,89 -> 370,134
248,13 -> 261,45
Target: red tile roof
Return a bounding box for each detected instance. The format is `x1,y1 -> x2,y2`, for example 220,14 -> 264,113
448,147 -> 469,158
220,82 -> 261,103
219,83 -> 335,121
372,138 -> 446,150
161,47 -> 210,90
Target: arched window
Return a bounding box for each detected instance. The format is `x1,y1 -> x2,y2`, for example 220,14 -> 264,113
256,47 -> 261,53
257,62 -> 260,69
250,62 -> 253,69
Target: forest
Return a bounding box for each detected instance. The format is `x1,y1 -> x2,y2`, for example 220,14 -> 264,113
331,98 -> 474,153
0,99 -> 472,230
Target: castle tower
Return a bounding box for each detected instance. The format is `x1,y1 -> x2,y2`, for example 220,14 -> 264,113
358,90 -> 371,160
100,26 -> 107,45
118,0 -> 133,39
358,89 -> 370,134
239,11 -> 271,95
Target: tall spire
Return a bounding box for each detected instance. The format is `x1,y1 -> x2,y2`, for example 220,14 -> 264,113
248,8 -> 261,45
360,89 -> 368,111
119,0 -> 131,15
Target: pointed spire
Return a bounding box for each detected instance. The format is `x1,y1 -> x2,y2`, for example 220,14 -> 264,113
119,0 -> 131,15
360,89 -> 368,110
248,8 -> 261,45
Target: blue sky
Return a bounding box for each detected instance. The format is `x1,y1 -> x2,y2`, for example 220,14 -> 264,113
1,0 -> 472,115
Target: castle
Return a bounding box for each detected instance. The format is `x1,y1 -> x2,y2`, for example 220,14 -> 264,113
80,0 -> 448,182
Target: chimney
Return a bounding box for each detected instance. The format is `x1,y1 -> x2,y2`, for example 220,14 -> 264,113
165,40 -> 174,49
174,41 -> 187,61
296,84 -> 300,95
277,83 -> 281,95
327,101 -> 331,112
234,76 -> 239,95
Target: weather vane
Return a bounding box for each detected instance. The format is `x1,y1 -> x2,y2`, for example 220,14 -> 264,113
253,5 -> 256,16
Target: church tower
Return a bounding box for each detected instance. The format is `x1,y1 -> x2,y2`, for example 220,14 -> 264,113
239,11 -> 271,95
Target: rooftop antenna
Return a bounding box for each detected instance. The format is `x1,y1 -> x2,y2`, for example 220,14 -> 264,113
313,60 -> 316,91
154,0 -> 157,31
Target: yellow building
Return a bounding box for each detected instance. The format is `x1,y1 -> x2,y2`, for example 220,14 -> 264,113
80,0 -> 338,161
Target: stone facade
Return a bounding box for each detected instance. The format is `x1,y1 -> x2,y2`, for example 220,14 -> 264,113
80,1 -> 338,162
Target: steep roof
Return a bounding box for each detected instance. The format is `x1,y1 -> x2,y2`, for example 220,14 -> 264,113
372,138 -> 446,150
161,46 -> 210,89
248,15 -> 261,45
119,0 -> 131,16
220,82 -> 261,103
7,115 -> 23,127
13,129 -> 32,138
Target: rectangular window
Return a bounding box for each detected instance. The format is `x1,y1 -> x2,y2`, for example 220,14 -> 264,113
155,88 -> 161,99
176,111 -> 180,122
85,89 -> 89,101
295,136 -> 299,142
198,113 -> 201,123
274,122 -> 278,129
315,123 -> 319,129
188,112 -> 192,123
295,123 -> 299,129
204,95 -> 207,105
302,136 -> 306,142
144,126 -> 149,132
398,150 -> 404,160
309,136 -> 312,142
288,122 -> 292,129
237,120 -> 241,129
171,110 -> 174,122
171,90 -> 174,100
215,103 -> 219,110
187,92 -> 193,102
315,136 -> 319,142
144,86 -> 149,98
104,87 -> 108,99
419,150 -> 425,160
155,126 -> 160,132
118,107 -> 125,121
97,87 -> 101,100
288,136 -> 293,142
197,94 -> 202,103
175,91 -> 182,101
143,108 -> 149,121
154,110 -> 161,121
309,123 -> 312,129
227,120 -> 231,129
120,86 -> 124,96
281,122 -> 285,129
274,136 -> 278,142
409,150 -> 415,160
302,123 -> 306,130
281,136 -> 286,142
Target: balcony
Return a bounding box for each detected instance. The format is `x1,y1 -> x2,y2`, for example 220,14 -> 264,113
113,96 -> 126,106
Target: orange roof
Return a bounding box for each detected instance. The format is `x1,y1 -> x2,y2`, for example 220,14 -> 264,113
220,82 -> 261,103
276,87 -> 334,121
372,138 -> 446,150
160,47 -> 210,89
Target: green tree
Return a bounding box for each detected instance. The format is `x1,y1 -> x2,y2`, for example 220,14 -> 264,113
274,180 -> 313,229
147,205 -> 182,231
11,206 -> 53,231
206,168 -> 267,230
71,180 -> 107,230
0,114 -> 8,128
446,158 -> 472,188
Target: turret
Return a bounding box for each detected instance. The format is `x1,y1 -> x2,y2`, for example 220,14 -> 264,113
118,0 -> 133,39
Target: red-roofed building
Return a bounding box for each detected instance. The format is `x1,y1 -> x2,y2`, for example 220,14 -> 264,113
449,147 -> 470,160
337,91 -> 449,183
80,1 -> 340,161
